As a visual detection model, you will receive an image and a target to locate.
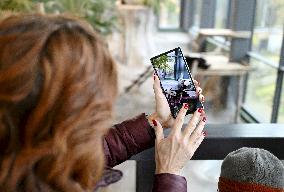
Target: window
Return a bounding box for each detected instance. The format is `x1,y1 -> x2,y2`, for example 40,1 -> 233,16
212,0 -> 230,48
215,0 -> 229,29
252,0 -> 284,63
158,0 -> 181,29
192,0 -> 202,28
244,59 -> 277,122
244,0 -> 284,122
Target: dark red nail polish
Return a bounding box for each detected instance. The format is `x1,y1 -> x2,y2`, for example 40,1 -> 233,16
184,103 -> 189,109
154,75 -> 156,80
202,117 -> 206,122
152,119 -> 157,126
198,108 -> 203,113
202,131 -> 207,136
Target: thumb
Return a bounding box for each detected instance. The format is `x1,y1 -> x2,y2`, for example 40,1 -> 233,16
152,119 -> 164,142
153,74 -> 163,97
153,74 -> 167,108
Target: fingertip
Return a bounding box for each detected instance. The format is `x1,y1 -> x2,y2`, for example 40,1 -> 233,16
153,75 -> 160,86
152,119 -> 157,127
179,103 -> 189,117
196,87 -> 202,95
157,119 -> 162,126
192,108 -> 204,121
153,119 -> 164,140
197,107 -> 203,114
183,103 -> 189,110
153,119 -> 162,128
153,76 -> 159,91
199,94 -> 205,103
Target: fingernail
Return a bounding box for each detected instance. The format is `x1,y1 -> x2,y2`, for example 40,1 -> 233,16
202,117 -> 206,122
202,131 -> 207,136
198,108 -> 203,113
198,82 -> 200,86
184,103 -> 189,109
152,119 -> 157,126
154,75 -> 156,80
202,96 -> 205,102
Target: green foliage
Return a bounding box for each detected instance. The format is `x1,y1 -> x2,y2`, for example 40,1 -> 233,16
0,0 -> 119,35
34,0 -> 119,35
152,54 -> 172,72
0,0 -> 33,12
86,0 -> 119,35
139,0 -> 176,15
161,0 -> 177,13
140,0 -> 160,14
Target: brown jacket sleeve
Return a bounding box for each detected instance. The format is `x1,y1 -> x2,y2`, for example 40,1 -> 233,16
104,113 -> 155,167
153,174 -> 187,192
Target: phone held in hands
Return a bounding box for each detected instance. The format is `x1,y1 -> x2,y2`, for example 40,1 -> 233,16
150,47 -> 203,118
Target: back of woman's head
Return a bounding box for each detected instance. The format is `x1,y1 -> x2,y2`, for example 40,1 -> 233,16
0,14 -> 117,191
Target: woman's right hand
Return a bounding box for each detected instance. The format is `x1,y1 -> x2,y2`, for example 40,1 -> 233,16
149,74 -> 205,129
152,104 -> 206,175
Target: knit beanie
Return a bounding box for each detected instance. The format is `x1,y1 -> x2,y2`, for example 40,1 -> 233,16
218,147 -> 284,192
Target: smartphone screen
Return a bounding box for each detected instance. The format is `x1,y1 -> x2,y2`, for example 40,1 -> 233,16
151,47 -> 203,118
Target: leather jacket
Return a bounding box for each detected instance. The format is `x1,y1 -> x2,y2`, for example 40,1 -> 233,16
98,113 -> 187,192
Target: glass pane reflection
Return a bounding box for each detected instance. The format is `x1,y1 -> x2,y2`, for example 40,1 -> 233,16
244,59 -> 277,122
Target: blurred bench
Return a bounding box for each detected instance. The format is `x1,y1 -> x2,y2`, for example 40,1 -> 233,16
188,53 -> 251,122
131,123 -> 284,192
192,28 -> 251,52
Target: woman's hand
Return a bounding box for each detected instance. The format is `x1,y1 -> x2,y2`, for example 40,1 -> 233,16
148,74 -> 205,128
153,104 -> 206,175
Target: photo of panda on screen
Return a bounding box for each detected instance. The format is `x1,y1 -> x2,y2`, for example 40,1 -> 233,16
152,47 -> 201,118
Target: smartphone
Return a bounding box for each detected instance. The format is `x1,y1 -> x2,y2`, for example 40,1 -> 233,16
150,47 -> 203,118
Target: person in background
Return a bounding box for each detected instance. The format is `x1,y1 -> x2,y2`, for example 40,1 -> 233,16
218,147 -> 284,192
0,14 -> 206,192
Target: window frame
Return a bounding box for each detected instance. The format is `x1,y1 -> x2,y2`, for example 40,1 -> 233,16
162,0 -> 284,122
242,4 -> 284,123
157,0 -> 184,31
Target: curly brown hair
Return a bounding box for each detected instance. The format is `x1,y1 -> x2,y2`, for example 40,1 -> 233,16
0,14 -> 117,191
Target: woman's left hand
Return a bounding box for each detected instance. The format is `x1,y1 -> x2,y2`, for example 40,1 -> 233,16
147,74 -> 205,129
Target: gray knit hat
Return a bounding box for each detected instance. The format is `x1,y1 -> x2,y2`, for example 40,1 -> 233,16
218,147 -> 284,192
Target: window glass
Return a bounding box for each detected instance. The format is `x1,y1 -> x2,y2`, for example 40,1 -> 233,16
192,0 -> 202,27
244,59 -> 277,122
215,0 -> 229,28
159,0 -> 181,29
252,0 -> 284,63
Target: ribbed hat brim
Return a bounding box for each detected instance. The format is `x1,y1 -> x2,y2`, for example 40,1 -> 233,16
218,177 -> 284,192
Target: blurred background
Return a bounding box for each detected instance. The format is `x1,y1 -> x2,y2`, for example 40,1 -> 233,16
1,0 -> 283,191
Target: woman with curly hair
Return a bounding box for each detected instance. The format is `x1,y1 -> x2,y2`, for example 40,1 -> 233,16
0,14 -> 206,192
